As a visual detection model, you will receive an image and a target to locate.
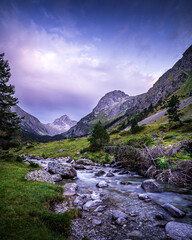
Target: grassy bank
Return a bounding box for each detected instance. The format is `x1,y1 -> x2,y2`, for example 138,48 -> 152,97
0,156 -> 80,240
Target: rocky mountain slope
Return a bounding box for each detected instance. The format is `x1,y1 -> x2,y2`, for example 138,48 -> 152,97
45,115 -> 77,136
65,45 -> 192,138
11,105 -> 77,137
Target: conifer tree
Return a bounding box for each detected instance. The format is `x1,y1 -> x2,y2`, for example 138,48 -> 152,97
167,95 -> 182,126
88,121 -> 110,151
0,53 -> 21,149
130,117 -> 140,133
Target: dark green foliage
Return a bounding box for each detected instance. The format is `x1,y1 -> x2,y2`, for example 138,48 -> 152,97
110,129 -> 120,135
167,95 -> 182,126
0,53 -> 21,149
130,118 -> 140,133
28,161 -> 40,168
88,121 -> 110,151
185,140 -> 192,156
0,151 -> 24,162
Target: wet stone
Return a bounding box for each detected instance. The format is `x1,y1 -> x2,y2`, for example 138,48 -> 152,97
112,210 -> 128,220
166,221 -> 192,240
116,217 -> 127,226
162,203 -> 186,218
92,219 -> 102,226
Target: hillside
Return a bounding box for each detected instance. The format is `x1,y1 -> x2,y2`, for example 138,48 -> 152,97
65,45 -> 192,138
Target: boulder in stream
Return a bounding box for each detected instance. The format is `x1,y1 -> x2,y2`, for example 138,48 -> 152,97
25,169 -> 55,184
96,180 -> 108,188
48,162 -> 77,178
76,158 -> 93,165
106,171 -> 114,177
73,164 -> 86,170
162,203 -> 186,217
95,170 -> 105,177
141,179 -> 162,193
166,221 -> 192,240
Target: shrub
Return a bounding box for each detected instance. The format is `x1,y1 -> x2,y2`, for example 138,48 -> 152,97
155,157 -> 169,170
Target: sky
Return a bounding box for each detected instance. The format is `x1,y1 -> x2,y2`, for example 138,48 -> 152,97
0,0 -> 192,123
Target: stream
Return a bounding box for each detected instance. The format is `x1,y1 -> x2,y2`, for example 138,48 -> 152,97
25,156 -> 192,240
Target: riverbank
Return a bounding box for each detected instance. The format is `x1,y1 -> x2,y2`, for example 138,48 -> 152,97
0,155 -> 79,240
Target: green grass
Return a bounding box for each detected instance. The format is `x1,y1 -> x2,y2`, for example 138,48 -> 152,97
0,158 -> 80,240
13,137 -> 90,159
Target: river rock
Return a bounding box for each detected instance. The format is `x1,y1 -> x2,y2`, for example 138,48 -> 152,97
94,205 -> 106,212
74,194 -> 91,207
91,191 -> 100,200
63,183 -> 78,196
116,217 -> 127,226
162,203 -> 186,217
165,221 -> 192,240
112,210 -> 128,219
96,180 -> 108,188
106,171 -> 114,177
141,179 -> 162,193
138,194 -> 151,202
95,170 -> 105,177
73,164 -> 86,170
83,200 -> 103,211
25,169 -> 55,184
52,174 -> 62,182
85,166 -> 93,170
48,162 -> 77,178
92,219 -> 102,226
76,158 -> 93,165
127,230 -> 142,238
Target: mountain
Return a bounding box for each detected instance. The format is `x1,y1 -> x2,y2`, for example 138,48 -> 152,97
11,105 -> 77,137
11,105 -> 50,136
65,45 -> 192,138
45,115 -> 77,136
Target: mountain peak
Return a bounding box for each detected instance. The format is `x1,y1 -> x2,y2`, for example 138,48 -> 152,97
93,90 -> 129,114
53,115 -> 72,125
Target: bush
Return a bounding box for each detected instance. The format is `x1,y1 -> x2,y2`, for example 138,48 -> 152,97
155,157 -> 169,170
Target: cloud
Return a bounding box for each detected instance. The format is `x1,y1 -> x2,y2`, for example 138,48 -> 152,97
0,9 -> 161,123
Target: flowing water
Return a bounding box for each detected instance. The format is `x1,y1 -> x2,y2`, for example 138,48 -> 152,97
58,165 -> 192,217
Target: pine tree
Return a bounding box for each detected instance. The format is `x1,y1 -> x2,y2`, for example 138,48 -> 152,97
88,121 -> 110,151
0,53 -> 21,149
130,117 -> 140,133
167,95 -> 182,126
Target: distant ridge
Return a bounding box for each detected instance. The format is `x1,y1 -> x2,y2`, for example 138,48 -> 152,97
11,105 -> 77,137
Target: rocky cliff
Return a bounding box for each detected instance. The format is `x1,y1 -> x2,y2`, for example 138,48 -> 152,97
65,45 -> 192,138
